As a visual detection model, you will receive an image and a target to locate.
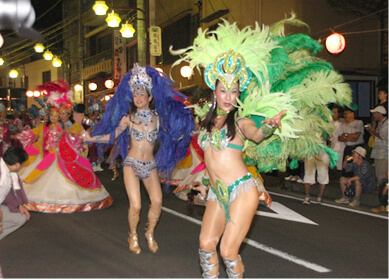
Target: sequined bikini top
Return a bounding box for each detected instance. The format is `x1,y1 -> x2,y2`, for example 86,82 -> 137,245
129,114 -> 159,143
198,127 -> 243,151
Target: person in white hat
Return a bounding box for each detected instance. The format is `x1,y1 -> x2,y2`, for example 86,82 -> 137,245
366,106 -> 388,184
335,146 -> 376,206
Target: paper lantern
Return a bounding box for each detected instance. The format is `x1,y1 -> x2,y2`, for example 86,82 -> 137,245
325,33 -> 346,54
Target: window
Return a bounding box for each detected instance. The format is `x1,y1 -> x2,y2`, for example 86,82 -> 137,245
346,79 -> 376,119
42,71 -> 51,84
159,15 -> 191,65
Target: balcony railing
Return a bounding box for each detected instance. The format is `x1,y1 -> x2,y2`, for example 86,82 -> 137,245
84,48 -> 112,68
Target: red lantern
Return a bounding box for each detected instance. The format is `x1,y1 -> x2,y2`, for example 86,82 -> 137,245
325,33 -> 346,54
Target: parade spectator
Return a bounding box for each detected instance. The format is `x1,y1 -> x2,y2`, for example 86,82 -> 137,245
284,160 -> 304,183
365,106 -> 388,184
335,147 -> 376,207
0,104 -> 11,157
329,105 -> 345,171
0,146 -> 30,240
302,151 -> 330,205
376,87 -> 388,115
371,178 -> 388,213
337,107 -> 364,172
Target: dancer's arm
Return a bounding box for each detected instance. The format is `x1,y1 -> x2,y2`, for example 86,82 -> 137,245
238,110 -> 286,143
83,116 -> 129,143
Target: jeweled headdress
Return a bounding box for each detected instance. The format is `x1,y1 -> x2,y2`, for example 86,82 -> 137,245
170,20 -> 278,91
204,49 -> 251,91
128,63 -> 153,94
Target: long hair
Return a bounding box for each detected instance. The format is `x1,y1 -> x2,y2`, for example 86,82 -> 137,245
200,80 -> 239,140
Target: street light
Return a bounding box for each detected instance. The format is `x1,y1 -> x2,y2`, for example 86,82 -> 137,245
92,1 -> 109,15
120,21 -> 136,38
106,10 -> 121,27
0,57 -> 4,66
34,43 -> 45,53
9,69 -> 18,78
91,1 -> 147,66
52,56 -> 63,67
43,50 -> 54,60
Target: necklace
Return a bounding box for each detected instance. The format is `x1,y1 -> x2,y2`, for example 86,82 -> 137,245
216,107 -> 230,119
135,109 -> 153,126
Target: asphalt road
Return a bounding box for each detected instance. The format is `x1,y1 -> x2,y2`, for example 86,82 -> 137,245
0,169 -> 387,278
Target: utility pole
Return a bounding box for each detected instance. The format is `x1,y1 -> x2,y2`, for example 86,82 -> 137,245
137,0 -> 146,66
149,0 -> 156,67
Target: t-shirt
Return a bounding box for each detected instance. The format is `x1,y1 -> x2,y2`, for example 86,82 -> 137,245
338,120 -> 364,146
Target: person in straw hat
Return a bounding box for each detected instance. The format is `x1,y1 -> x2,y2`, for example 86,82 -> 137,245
335,146 -> 376,207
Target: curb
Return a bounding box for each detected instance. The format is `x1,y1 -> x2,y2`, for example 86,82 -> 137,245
262,173 -> 380,208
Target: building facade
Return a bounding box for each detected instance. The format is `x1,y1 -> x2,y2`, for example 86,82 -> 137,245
0,0 -> 387,117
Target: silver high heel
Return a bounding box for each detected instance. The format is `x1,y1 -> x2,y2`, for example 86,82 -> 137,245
223,255 -> 244,278
199,249 -> 219,278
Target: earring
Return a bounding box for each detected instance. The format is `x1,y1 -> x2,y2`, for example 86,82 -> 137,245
212,95 -> 216,110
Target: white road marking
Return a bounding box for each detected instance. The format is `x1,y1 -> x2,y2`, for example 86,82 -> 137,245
269,191 -> 389,220
162,206 -> 331,273
244,238 -> 331,273
258,201 -> 318,225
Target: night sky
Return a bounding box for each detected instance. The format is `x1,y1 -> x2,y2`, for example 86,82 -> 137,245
30,0 -> 62,31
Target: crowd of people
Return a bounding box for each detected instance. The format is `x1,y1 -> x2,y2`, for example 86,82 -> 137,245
0,15 -> 387,278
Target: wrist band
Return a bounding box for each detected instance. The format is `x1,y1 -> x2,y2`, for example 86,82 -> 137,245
94,135 -> 109,143
261,123 -> 276,138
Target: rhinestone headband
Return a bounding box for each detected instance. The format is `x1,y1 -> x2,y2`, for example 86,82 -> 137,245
129,63 -> 153,94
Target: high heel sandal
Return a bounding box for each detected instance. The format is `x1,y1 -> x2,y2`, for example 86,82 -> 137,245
199,249 -> 219,278
128,213 -> 141,254
111,167 -> 119,181
145,219 -> 159,253
223,255 -> 244,278
128,232 -> 141,254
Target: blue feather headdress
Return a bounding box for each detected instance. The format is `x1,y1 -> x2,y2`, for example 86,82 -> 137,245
91,64 -> 195,189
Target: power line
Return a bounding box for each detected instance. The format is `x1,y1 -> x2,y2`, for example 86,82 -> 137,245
311,7 -> 388,37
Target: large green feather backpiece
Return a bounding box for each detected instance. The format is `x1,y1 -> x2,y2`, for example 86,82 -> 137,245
170,13 -> 352,172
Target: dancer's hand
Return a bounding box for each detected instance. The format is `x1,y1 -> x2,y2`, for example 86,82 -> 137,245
82,130 -> 93,142
191,183 -> 207,200
261,110 -> 286,128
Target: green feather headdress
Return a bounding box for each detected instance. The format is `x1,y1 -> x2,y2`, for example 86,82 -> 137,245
169,19 -> 278,91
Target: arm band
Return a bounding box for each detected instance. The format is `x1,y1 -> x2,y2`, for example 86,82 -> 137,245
261,123 -> 276,138
201,176 -> 210,187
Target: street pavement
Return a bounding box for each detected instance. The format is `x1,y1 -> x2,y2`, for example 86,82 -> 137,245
0,168 -> 387,278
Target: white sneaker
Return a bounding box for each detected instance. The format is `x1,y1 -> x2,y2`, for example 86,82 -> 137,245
317,197 -> 322,204
284,175 -> 293,181
95,166 -> 104,172
302,197 -> 310,205
335,197 -> 350,204
290,175 -> 298,182
296,178 -> 304,183
349,200 -> 360,207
